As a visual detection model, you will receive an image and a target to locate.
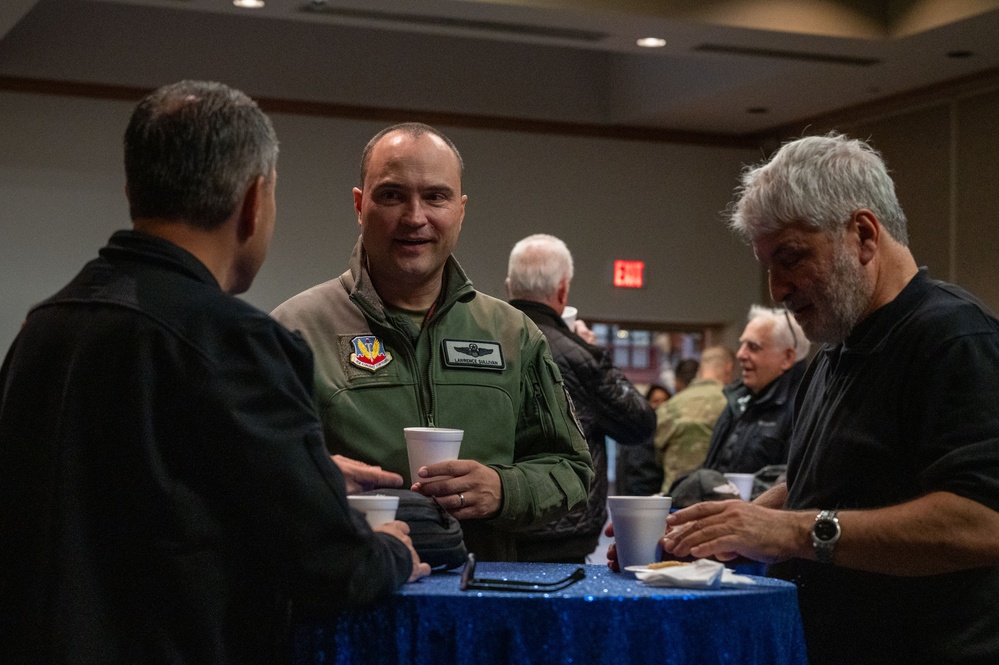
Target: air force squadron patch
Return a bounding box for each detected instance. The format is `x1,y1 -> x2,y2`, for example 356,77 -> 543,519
441,339 -> 505,370
349,335 -> 393,371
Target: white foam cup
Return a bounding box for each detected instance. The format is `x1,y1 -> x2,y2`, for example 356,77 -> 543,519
403,427 -> 464,483
347,494 -> 400,529
606,495 -> 672,571
724,473 -> 755,501
561,306 -> 578,328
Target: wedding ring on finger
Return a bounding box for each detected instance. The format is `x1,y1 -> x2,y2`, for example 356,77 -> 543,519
458,493 -> 465,509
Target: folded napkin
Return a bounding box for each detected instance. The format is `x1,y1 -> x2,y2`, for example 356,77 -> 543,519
634,559 -> 756,589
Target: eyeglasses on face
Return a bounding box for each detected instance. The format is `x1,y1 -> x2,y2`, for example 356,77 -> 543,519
783,307 -> 799,350
459,553 -> 585,592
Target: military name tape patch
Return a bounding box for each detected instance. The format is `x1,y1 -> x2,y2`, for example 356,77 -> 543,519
441,339 -> 505,370
349,335 -> 393,371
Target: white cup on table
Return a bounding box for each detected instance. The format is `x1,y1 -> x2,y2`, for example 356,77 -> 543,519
403,427 -> 463,483
347,494 -> 400,529
607,495 -> 672,571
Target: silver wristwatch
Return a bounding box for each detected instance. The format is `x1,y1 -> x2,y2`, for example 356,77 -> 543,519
811,510 -> 840,564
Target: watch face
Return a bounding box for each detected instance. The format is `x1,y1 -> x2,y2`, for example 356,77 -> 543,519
814,520 -> 838,541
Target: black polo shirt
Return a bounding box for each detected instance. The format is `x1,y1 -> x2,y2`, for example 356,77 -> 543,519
772,269 -> 999,665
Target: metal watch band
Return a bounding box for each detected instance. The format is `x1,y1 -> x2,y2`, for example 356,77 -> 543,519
811,509 -> 840,564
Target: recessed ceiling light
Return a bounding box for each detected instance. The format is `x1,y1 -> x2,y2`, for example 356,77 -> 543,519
233,0 -> 264,7
636,37 -> 667,48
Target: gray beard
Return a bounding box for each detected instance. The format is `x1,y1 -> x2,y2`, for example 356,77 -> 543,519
806,243 -> 873,345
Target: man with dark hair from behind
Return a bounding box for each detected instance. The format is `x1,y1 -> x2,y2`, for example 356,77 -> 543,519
673,358 -> 700,393
0,80 -> 428,665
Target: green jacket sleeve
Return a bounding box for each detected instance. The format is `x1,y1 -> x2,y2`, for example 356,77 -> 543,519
492,329 -> 594,529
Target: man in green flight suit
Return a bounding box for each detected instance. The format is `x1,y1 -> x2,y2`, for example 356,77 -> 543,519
272,123 -> 593,561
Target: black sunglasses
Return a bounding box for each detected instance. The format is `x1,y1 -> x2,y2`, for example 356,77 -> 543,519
459,553 -> 585,592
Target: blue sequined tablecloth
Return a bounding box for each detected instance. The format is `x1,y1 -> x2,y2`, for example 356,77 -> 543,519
294,562 -> 807,665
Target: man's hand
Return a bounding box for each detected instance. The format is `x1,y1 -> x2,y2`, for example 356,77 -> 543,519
332,454 -> 404,494
603,521 -> 622,572
662,500 -> 808,564
375,520 -> 432,582
573,319 -> 597,344
604,519 -> 688,572
410,460 -> 502,519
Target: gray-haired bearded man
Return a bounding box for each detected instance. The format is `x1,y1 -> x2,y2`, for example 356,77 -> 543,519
660,133 -> 999,665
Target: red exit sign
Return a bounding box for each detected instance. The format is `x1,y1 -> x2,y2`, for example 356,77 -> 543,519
613,260 -> 645,288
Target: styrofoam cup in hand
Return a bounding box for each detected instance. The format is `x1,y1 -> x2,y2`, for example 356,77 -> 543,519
561,306 -> 578,327
347,494 -> 400,528
403,427 -> 463,484
607,495 -> 672,571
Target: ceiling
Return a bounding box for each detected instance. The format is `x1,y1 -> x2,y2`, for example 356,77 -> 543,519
2,0 -> 999,143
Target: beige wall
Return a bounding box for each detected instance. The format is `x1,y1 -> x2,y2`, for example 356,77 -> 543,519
954,88 -> 999,308
4,81 -> 997,357
0,90 -> 762,354
789,84 -> 999,314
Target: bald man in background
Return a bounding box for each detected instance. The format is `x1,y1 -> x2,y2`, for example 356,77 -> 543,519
653,345 -> 734,492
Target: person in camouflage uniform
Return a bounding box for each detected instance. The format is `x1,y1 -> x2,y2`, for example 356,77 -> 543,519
653,345 -> 734,492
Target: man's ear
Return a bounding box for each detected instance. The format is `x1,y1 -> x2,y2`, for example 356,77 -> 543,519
353,187 -> 364,228
236,176 -> 264,243
556,278 -> 570,308
853,209 -> 880,265
780,346 -> 796,371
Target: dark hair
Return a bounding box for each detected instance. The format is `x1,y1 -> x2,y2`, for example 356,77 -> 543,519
644,383 -> 671,400
124,80 -> 278,229
674,359 -> 700,388
358,122 -> 463,188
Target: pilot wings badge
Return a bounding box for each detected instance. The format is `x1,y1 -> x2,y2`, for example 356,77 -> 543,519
454,343 -> 492,358
349,335 -> 393,371
441,339 -> 505,370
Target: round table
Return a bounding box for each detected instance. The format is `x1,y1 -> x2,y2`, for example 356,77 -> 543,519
294,562 -> 807,665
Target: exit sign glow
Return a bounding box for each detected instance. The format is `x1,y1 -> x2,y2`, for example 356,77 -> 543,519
613,260 -> 645,288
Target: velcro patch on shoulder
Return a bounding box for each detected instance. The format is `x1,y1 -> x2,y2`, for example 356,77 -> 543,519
441,339 -> 505,370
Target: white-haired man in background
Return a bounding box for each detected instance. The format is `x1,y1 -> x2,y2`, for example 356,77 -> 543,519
699,304 -> 809,480
505,234 -> 655,563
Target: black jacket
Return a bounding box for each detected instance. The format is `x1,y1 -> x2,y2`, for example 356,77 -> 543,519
702,360 -> 807,474
509,300 -> 655,561
0,231 -> 412,665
